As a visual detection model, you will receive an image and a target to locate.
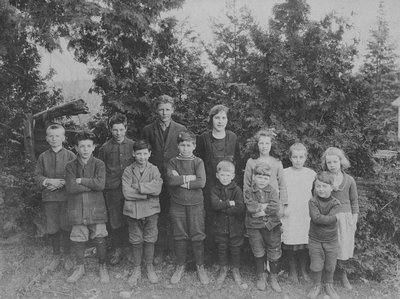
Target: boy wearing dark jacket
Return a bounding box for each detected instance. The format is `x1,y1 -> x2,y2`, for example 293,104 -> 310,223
210,160 -> 245,289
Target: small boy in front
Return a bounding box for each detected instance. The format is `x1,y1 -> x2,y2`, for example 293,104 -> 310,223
122,140 -> 163,286
244,162 -> 282,293
35,124 -> 76,272
307,171 -> 341,299
65,131 -> 109,283
210,160 -> 245,289
98,113 -> 135,265
166,131 -> 209,285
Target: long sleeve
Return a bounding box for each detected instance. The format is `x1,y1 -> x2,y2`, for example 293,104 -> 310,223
226,188 -> 245,215
138,167 -> 163,196
243,159 -> 254,193
244,190 -> 262,214
166,159 -> 186,186
349,177 -> 359,214
187,159 -> 206,189
210,187 -> 230,211
122,168 -> 147,201
80,161 -> 106,191
65,163 -> 91,194
309,199 -> 338,225
276,161 -> 288,205
34,155 -> 47,187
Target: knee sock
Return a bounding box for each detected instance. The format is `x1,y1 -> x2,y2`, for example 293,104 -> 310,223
112,226 -> 125,249
143,242 -> 155,266
255,256 -> 265,275
288,251 -> 297,273
311,270 -> 322,284
94,237 -> 107,264
132,243 -> 143,267
73,241 -> 86,265
323,270 -> 334,284
61,230 -> 71,254
174,240 -> 187,265
192,240 -> 205,266
50,231 -> 61,255
269,261 -> 280,275
217,242 -> 228,266
230,245 -> 241,269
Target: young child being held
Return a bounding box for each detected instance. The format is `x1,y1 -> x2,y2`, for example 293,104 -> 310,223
35,124 -> 76,272
307,171 -> 341,299
244,162 -> 282,293
166,131 -> 209,285
210,160 -> 245,289
321,147 -> 359,290
122,140 -> 163,286
65,131 -> 109,283
243,129 -> 287,210
282,143 -> 316,283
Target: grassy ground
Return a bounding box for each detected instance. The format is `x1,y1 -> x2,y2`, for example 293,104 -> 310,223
0,233 -> 397,299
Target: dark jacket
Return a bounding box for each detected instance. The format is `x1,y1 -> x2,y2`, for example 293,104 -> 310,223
35,148 -> 76,202
141,120 -> 186,177
196,130 -> 241,187
98,137 -> 135,190
244,184 -> 281,230
65,156 -> 107,225
210,181 -> 245,237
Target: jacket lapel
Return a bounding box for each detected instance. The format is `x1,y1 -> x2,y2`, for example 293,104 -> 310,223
164,120 -> 177,150
153,121 -> 164,148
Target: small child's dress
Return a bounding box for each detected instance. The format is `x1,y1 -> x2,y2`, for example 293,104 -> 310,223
281,167 -> 316,249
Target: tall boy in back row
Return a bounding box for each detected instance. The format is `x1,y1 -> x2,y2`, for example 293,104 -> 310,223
98,114 -> 135,265
142,95 -> 186,261
35,124 -> 76,272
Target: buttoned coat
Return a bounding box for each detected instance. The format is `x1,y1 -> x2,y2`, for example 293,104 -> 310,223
141,120 -> 186,177
65,156 -> 107,225
122,161 -> 163,219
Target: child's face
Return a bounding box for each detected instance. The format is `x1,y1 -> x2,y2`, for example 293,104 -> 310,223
216,170 -> 235,186
314,179 -> 333,198
134,148 -> 150,165
46,128 -> 65,149
212,111 -> 228,132
290,149 -> 307,169
111,123 -> 127,143
254,174 -> 270,189
325,155 -> 341,174
75,139 -> 95,160
178,140 -> 195,157
157,103 -> 174,124
258,136 -> 272,156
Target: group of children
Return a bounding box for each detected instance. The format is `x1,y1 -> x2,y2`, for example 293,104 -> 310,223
34,95 -> 359,299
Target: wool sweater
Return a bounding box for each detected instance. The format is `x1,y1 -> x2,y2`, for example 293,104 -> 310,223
35,147 -> 76,202
166,154 -> 206,205
331,172 -> 359,214
98,137 -> 135,190
308,195 -> 341,242
122,161 -> 163,219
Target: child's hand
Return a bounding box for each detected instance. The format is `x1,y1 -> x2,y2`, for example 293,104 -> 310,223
75,178 -> 82,184
260,203 -> 268,210
180,183 -> 189,189
45,178 -> 64,190
171,170 -> 179,176
229,201 -> 235,207
185,175 -> 197,182
253,210 -> 266,218
353,213 -> 358,228
283,206 -> 289,217
131,183 -> 139,190
335,214 -> 340,221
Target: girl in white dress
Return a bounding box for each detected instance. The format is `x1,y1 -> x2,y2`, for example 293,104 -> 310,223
282,143 -> 316,283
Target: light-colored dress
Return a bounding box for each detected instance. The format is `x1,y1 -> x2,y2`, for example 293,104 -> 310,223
281,167 -> 316,246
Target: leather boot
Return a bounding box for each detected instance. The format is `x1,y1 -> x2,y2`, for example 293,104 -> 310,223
144,242 -> 158,283
269,261 -> 282,293
171,265 -> 185,284
146,264 -> 158,284
256,272 -> 266,291
196,264 -> 210,285
288,253 -> 299,283
67,264 -> 85,283
340,269 -> 352,290
307,283 -> 321,299
99,263 -> 110,283
300,254 -> 311,282
232,268 -> 242,285
216,265 -> 228,289
325,283 -> 340,299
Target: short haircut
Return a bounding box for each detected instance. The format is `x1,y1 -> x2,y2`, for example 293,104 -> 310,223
46,123 -> 65,134
289,142 -> 308,157
133,139 -> 152,152
109,113 -> 127,128
208,104 -> 229,127
254,162 -> 272,176
216,160 -> 235,174
321,147 -> 351,170
154,95 -> 175,109
74,130 -> 96,145
177,130 -> 196,144
314,171 -> 334,186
